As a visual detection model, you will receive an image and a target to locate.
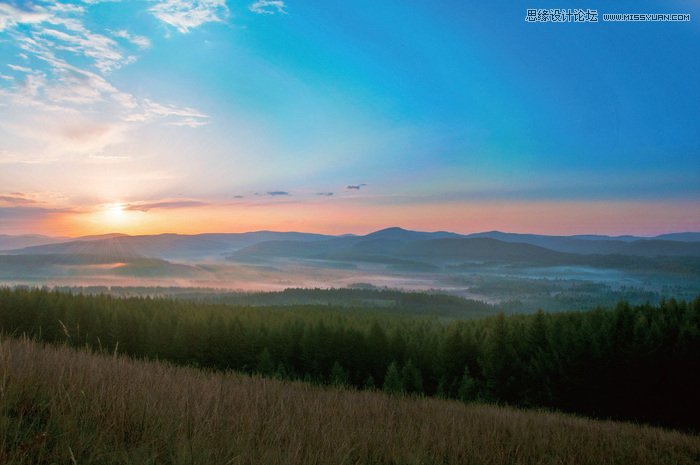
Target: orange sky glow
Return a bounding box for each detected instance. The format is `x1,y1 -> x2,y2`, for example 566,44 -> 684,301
29,199 -> 700,238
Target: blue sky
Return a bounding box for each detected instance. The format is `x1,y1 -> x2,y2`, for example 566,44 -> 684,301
0,0 -> 698,235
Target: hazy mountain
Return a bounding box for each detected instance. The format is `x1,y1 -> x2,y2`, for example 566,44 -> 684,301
464,231 -> 622,254
0,234 -> 70,251
224,230 -> 700,277
396,237 -> 572,263
464,231 -> 700,256
229,239 -> 340,260
570,234 -> 642,242
75,233 -> 130,241
364,227 -> 463,241
655,232 -> 700,242
4,228 -> 700,268
5,231 -> 332,261
7,238 -> 147,259
229,235 -> 571,267
229,229 -> 464,263
0,253 -> 204,279
623,239 -> 700,257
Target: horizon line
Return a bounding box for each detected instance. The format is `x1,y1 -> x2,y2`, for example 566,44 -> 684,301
4,226 -> 700,241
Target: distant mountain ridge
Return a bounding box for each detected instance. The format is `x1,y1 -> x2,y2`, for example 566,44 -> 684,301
2,228 -> 700,264
3,231 -> 330,261
0,234 -> 70,251
463,231 -> 700,256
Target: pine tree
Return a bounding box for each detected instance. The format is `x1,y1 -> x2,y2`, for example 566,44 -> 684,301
457,365 -> 477,402
400,360 -> 423,394
481,313 -> 516,402
528,310 -> 548,354
363,375 -> 376,390
256,348 -> 275,375
435,375 -> 449,398
383,361 -> 403,394
330,360 -> 349,387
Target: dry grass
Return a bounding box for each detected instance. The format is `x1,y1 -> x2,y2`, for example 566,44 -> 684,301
0,337 -> 698,465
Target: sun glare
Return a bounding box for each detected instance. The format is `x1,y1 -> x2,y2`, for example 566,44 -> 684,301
101,203 -> 129,226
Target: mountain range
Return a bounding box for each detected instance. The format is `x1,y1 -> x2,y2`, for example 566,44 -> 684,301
2,228 -> 700,263
0,227 -> 697,281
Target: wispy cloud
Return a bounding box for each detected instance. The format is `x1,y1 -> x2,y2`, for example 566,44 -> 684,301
112,29 -> 151,50
150,0 -> 229,33
266,191 -> 290,196
249,0 -> 287,15
346,184 -> 367,190
38,25 -> 129,74
88,153 -> 132,162
123,200 -> 209,212
0,194 -> 38,206
124,99 -> 208,127
0,150 -> 56,165
316,192 -> 334,196
0,1 -> 209,157
0,190 -> 69,205
0,206 -> 70,220
7,64 -> 32,73
0,3 -> 50,32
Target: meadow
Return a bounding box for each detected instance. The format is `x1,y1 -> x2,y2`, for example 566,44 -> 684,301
0,288 -> 699,431
1,337 -> 699,465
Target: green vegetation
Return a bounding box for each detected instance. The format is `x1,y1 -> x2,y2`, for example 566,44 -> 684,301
53,286 -> 497,318
1,337 -> 699,465
0,288 -> 699,430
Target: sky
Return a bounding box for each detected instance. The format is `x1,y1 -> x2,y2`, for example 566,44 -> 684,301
0,0 -> 698,237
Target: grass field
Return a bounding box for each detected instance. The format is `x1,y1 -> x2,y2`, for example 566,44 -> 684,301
1,337 -> 698,465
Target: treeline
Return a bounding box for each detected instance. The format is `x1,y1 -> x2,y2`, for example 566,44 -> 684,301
0,288 -> 698,430
50,286 -> 496,318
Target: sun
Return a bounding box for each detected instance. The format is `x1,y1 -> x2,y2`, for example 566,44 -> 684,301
101,203 -> 129,226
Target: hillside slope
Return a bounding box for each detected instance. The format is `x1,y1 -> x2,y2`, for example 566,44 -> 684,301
0,338 -> 698,465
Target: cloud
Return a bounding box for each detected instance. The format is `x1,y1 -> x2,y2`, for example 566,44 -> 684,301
7,64 -> 32,73
0,150 -> 54,165
249,1 -> 287,15
0,100 -> 129,155
124,99 -> 208,127
112,29 -> 151,49
0,3 -> 209,156
21,72 -> 46,97
233,195 -> 245,198
38,26 -> 128,74
1,2 -> 132,76
81,0 -> 122,4
0,3 -> 50,32
0,206 -> 68,220
316,192 -> 334,196
123,200 -> 209,212
346,184 -> 367,190
150,0 -> 229,33
0,194 -> 38,206
88,153 -> 131,162
2,4 -> 135,74
266,191 -> 290,196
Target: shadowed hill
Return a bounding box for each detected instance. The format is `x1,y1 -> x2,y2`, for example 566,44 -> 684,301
6,231 -> 331,261
364,226 -> 462,241
466,231 -> 700,256
0,254 -> 204,279
655,232 -> 700,242
398,237 -> 571,262
0,234 -> 69,250
1,337 -> 698,465
5,229 -> 700,263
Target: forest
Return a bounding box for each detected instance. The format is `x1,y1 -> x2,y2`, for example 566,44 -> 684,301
0,287 -> 698,431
